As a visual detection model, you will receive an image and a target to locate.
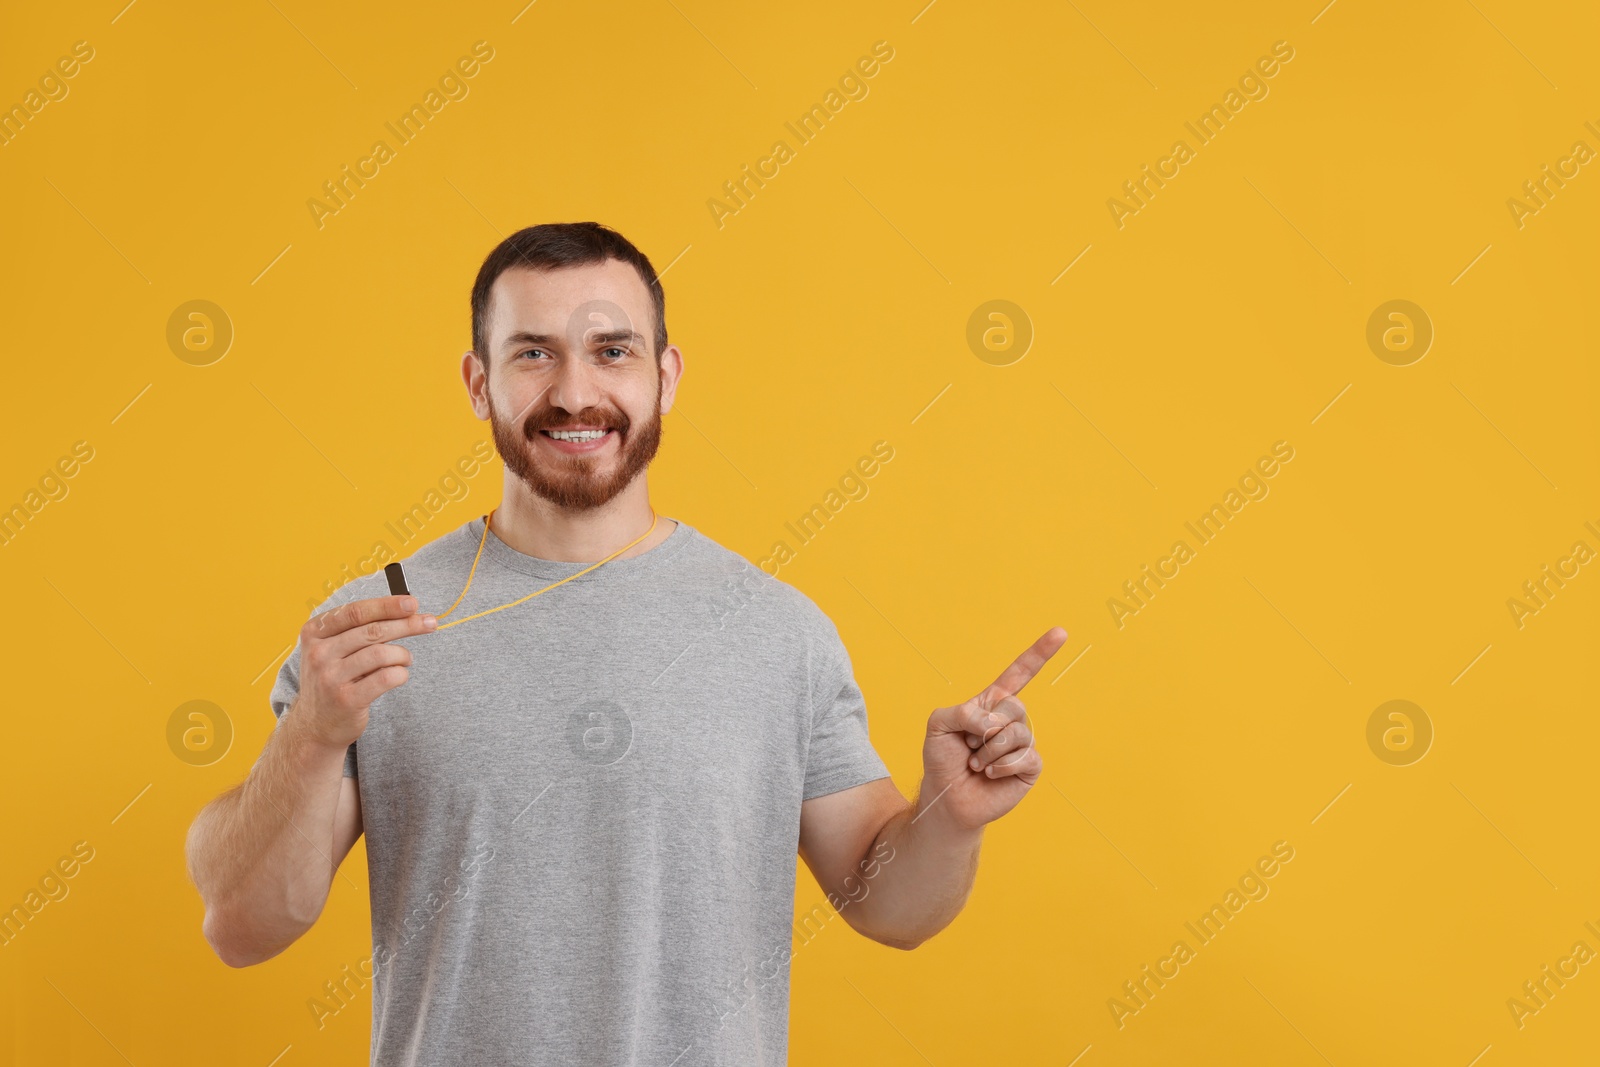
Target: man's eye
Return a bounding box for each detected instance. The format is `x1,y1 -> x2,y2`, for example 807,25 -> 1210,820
602,347 -> 628,359
520,349 -> 548,360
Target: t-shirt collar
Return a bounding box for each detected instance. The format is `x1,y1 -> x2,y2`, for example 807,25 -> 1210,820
470,513 -> 691,581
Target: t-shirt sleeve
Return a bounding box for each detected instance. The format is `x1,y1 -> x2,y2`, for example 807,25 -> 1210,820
268,606 -> 358,778
803,628 -> 891,801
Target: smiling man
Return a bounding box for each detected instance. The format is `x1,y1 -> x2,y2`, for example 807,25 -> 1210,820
184,221 -> 1066,1066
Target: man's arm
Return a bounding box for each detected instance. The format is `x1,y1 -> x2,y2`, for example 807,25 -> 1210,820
185,592 -> 434,967
798,777 -> 981,950
798,626 -> 1068,950
185,709 -> 363,967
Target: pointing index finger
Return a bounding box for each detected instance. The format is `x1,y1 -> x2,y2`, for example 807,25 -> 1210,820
976,626 -> 1068,707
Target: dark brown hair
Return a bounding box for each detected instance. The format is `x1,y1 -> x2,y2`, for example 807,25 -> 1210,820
469,221 -> 667,366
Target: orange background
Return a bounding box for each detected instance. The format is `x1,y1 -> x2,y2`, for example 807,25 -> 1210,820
2,1 -> 1597,1064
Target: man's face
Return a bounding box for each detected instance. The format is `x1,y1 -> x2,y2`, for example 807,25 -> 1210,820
468,259 -> 679,511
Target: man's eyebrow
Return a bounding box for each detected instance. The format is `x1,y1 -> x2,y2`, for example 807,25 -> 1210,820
501,330 -> 558,354
580,327 -> 647,348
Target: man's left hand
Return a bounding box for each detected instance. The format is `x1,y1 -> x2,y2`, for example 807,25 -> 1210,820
919,626 -> 1068,832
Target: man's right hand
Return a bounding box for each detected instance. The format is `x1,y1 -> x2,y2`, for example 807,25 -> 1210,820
295,594 -> 437,749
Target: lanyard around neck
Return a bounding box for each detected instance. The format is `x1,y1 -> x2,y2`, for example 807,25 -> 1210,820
431,507 -> 659,632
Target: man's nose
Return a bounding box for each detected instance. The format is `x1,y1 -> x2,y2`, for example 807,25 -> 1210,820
545,355 -> 603,418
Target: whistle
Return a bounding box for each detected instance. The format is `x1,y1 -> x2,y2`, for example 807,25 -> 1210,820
384,562 -> 410,597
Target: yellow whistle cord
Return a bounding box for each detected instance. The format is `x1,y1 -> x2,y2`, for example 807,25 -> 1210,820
430,506 -> 659,632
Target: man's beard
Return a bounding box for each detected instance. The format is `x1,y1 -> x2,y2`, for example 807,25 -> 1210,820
486,376 -> 663,511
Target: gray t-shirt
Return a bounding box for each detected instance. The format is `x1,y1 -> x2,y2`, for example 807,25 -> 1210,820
268,513 -> 891,1066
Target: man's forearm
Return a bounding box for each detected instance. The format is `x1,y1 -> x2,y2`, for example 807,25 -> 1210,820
185,706 -> 349,965
840,779 -> 984,950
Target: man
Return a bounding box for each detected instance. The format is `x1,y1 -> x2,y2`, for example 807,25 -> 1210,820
185,221 -> 1066,1065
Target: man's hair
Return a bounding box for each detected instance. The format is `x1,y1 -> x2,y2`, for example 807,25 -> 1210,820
470,221 -> 668,366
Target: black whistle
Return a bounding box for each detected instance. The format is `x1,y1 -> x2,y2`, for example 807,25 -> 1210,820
384,562 -> 410,597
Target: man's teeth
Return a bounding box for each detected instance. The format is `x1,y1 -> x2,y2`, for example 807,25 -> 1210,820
544,429 -> 609,442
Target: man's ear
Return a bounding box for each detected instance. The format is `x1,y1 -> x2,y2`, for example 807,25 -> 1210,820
461,350 -> 490,419
657,343 -> 684,414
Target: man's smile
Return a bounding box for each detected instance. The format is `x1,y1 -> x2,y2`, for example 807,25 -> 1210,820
535,426 -> 618,454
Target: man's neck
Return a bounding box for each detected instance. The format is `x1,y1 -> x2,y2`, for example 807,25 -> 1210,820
489,477 -> 677,563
